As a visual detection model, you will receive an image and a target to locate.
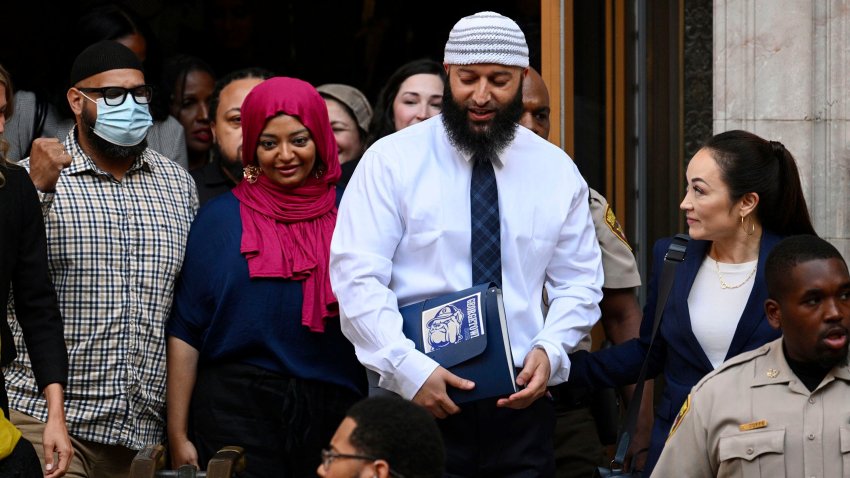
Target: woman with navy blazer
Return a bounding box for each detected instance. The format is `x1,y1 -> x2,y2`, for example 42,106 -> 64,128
568,130 -> 816,474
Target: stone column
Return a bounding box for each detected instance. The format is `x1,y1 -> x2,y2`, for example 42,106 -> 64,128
714,0 -> 850,259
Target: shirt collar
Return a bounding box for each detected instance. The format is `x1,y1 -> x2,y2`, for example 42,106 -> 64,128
64,126 -> 155,177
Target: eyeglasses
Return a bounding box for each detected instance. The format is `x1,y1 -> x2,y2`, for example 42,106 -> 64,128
320,449 -> 405,478
77,85 -> 154,106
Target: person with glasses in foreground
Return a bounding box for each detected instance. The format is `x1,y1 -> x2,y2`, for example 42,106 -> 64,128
318,397 -> 444,478
5,40 -> 197,477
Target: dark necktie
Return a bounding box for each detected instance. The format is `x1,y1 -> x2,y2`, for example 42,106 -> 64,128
470,154 -> 502,287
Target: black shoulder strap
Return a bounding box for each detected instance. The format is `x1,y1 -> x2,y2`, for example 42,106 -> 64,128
609,233 -> 689,471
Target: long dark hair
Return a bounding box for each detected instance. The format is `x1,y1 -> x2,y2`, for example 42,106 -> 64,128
367,59 -> 446,146
704,130 -> 815,236
0,63 -> 15,188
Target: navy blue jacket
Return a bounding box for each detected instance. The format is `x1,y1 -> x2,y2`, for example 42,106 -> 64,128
568,231 -> 784,473
167,191 -> 366,396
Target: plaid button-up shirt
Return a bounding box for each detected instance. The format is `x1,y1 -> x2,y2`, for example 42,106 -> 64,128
5,129 -> 198,449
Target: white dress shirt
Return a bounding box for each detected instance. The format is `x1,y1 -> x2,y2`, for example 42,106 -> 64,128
330,116 -> 603,399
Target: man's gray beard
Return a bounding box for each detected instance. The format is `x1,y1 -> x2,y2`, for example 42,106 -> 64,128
81,108 -> 148,161
440,79 -> 524,162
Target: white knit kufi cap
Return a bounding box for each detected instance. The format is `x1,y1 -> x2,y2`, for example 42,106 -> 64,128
444,11 -> 529,68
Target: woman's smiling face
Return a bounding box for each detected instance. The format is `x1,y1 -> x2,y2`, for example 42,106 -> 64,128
255,114 -> 317,189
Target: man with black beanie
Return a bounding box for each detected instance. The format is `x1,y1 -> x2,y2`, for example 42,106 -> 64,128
5,40 -> 198,477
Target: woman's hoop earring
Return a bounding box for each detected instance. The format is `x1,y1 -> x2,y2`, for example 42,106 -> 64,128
243,165 -> 260,184
741,214 -> 755,236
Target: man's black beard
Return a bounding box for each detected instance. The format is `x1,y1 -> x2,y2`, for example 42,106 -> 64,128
441,79 -> 524,162
212,144 -> 244,182
81,108 -> 148,160
815,337 -> 850,369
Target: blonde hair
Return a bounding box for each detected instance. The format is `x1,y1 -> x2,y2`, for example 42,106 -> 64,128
0,63 -> 13,188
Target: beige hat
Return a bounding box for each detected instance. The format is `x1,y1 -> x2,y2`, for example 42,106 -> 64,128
317,84 -> 373,134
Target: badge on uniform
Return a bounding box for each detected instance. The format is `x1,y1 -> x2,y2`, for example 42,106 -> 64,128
739,419 -> 768,431
605,205 -> 631,251
667,394 -> 691,441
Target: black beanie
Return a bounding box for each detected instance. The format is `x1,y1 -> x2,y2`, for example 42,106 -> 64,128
69,40 -> 144,87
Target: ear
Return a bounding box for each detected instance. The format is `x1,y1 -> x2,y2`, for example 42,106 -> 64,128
367,459 -> 391,478
521,67 -> 529,78
67,87 -> 85,116
444,63 -> 451,76
739,192 -> 760,217
765,298 -> 782,330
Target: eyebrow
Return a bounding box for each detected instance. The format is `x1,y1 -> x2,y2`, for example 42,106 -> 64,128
457,67 -> 513,76
689,177 -> 709,185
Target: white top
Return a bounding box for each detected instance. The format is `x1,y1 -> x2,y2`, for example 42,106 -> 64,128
688,256 -> 757,369
330,116 -> 603,399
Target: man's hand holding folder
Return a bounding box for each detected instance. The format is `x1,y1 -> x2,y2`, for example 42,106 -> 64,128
412,367 -> 475,418
496,347 -> 551,409
413,345 -> 551,417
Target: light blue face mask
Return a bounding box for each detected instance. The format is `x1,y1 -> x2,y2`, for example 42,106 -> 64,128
81,92 -> 153,146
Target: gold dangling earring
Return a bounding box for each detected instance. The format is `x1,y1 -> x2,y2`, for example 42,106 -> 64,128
243,165 -> 260,184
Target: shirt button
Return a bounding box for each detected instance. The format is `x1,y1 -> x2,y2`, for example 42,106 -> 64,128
808,433 -> 815,440
808,398 -> 815,404
746,447 -> 754,455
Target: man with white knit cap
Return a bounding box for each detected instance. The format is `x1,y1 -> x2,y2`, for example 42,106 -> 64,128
331,11 -> 602,477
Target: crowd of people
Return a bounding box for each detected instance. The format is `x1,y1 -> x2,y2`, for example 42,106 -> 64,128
0,6 -> 848,478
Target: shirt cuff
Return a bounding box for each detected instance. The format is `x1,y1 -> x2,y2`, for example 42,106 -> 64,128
533,341 -> 569,386
37,190 -> 55,215
379,349 -> 440,400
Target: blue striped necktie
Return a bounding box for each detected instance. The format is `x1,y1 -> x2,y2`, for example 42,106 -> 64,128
470,154 -> 502,287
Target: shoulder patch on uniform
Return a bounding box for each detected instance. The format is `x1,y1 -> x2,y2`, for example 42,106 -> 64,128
604,205 -> 631,251
667,394 -> 691,441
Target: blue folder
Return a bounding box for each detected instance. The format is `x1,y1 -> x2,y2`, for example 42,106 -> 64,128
399,282 -> 517,403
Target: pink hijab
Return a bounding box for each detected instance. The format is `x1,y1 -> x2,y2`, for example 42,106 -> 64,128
231,77 -> 342,332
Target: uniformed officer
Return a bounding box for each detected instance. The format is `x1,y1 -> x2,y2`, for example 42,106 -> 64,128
519,67 -> 651,476
652,234 -> 850,477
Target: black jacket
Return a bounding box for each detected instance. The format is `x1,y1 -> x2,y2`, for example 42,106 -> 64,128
0,163 -> 68,417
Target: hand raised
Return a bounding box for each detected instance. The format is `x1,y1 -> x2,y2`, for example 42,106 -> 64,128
29,138 -> 72,192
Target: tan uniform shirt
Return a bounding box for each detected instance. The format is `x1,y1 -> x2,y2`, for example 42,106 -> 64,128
652,338 -> 850,478
588,188 -> 641,290
567,189 -> 641,352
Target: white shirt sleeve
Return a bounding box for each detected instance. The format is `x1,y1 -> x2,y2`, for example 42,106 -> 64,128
330,149 -> 439,399
535,169 -> 603,384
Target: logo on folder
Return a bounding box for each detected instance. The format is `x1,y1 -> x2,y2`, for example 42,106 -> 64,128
422,292 -> 486,353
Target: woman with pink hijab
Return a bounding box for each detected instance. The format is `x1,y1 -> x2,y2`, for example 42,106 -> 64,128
166,77 -> 365,477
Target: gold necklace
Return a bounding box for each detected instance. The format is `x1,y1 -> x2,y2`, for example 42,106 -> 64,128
714,258 -> 757,289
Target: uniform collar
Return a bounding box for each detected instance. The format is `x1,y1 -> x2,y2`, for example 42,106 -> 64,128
752,338 -> 850,392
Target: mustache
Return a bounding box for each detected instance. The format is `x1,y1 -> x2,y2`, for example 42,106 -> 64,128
819,325 -> 849,341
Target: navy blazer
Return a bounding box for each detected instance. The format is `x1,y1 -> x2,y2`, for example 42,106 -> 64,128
568,231 -> 784,473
